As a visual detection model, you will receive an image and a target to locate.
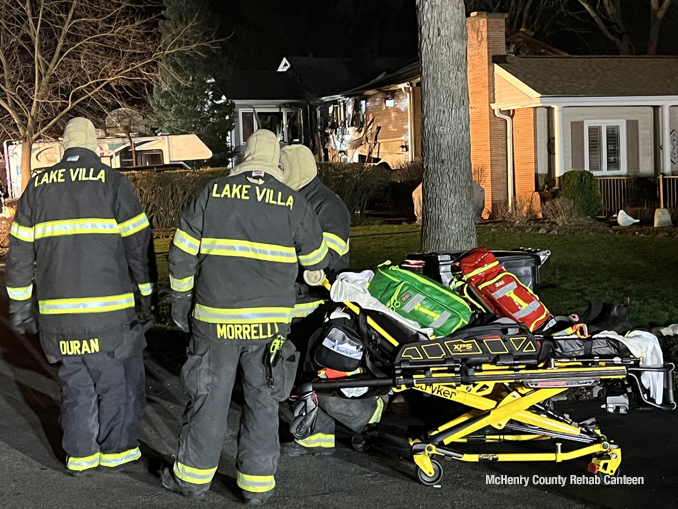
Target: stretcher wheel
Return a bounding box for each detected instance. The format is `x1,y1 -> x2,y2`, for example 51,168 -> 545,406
417,458 -> 443,486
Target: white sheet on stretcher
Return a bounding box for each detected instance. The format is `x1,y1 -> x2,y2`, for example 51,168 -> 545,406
330,270 -> 433,338
594,330 -> 664,405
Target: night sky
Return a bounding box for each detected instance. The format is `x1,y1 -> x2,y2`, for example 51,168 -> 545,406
211,0 -> 678,70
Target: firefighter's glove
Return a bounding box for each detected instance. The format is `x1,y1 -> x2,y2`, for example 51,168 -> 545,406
9,300 -> 38,336
137,294 -> 156,333
171,291 -> 192,333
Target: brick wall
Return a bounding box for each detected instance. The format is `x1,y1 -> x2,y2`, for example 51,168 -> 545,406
513,108 -> 537,199
466,13 -> 508,212
363,88 -> 410,164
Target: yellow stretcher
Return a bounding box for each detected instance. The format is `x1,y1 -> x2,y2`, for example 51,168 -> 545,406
291,278 -> 676,486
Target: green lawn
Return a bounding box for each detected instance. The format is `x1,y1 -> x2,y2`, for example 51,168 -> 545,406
155,225 -> 678,328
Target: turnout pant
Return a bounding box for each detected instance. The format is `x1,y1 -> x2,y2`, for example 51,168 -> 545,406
173,338 -> 280,497
296,394 -> 384,450
58,348 -> 146,472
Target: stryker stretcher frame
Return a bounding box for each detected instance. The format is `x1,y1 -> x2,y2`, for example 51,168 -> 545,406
293,278 -> 676,486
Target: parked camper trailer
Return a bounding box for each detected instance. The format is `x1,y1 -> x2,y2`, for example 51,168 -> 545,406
3,134 -> 212,199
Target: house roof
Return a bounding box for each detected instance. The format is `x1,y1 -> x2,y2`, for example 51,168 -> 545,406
282,57 -> 411,98
495,56 -> 678,97
341,59 -> 420,96
223,70 -> 306,101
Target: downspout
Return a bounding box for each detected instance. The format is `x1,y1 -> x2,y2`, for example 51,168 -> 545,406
494,108 -> 515,210
405,84 -> 414,162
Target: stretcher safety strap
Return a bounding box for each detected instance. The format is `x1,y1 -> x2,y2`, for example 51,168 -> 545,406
34,218 -> 119,239
369,397 -> 385,424
118,213 -> 150,237
292,300 -> 324,318
100,447 -> 141,467
193,304 -> 292,324
236,471 -> 276,493
39,293 -> 135,315
10,221 -> 35,242
295,433 -> 336,449
298,239 -> 329,267
170,274 -> 194,292
67,452 -> 100,472
323,232 -> 349,256
173,461 -> 217,485
200,238 -> 297,263
138,283 -> 153,296
7,284 -> 33,301
173,229 -> 200,256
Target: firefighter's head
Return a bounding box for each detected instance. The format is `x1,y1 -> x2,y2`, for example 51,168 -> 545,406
279,144 -> 317,191
62,117 -> 98,153
231,129 -> 284,180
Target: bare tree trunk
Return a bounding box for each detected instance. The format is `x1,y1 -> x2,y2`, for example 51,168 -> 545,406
417,0 -> 477,252
648,0 -> 673,55
20,140 -> 32,192
125,130 -> 137,166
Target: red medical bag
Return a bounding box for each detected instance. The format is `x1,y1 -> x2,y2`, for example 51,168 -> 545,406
457,248 -> 551,331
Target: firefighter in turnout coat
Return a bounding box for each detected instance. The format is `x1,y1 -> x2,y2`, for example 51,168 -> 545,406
278,145 -> 384,457
5,118 -> 153,475
161,130 -> 331,504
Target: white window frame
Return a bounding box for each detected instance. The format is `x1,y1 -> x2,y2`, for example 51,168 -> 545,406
238,107 -> 303,146
584,119 -> 627,175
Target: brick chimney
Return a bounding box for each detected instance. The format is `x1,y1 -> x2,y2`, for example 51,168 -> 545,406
466,12 -> 508,213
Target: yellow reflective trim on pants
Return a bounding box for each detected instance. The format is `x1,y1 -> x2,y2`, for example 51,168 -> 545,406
292,300 -> 324,318
7,284 -> 33,301
200,238 -> 297,263
173,229 -> 200,256
236,471 -> 276,493
298,238 -> 329,267
193,304 -> 292,324
170,274 -> 194,292
323,232 -> 349,256
173,461 -> 217,485
369,396 -> 385,424
10,221 -> 35,242
100,447 -> 141,467
295,433 -> 336,448
138,283 -> 153,296
39,293 -> 135,314
67,452 -> 100,471
34,218 -> 120,239
118,212 -> 150,237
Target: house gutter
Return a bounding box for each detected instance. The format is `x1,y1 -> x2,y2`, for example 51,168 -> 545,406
494,108 -> 515,210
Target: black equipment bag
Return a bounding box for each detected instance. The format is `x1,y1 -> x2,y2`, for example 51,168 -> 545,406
311,316 -> 364,372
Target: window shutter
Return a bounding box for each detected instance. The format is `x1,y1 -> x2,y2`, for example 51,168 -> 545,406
626,120 -> 640,173
571,121 -> 585,169
588,126 -> 602,172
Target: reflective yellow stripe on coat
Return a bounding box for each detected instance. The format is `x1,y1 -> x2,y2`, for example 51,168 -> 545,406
193,304 -> 292,324
39,293 -> 135,315
170,275 -> 194,292
118,213 -> 150,237
200,238 -> 297,263
10,221 -> 35,242
34,218 -> 119,239
297,239 -> 329,267
323,232 -> 349,256
236,471 -> 276,493
7,284 -> 33,301
173,229 -> 200,256
292,300 -> 324,318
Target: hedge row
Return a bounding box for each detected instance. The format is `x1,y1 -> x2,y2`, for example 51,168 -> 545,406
126,167 -> 230,228
128,161 -> 423,228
